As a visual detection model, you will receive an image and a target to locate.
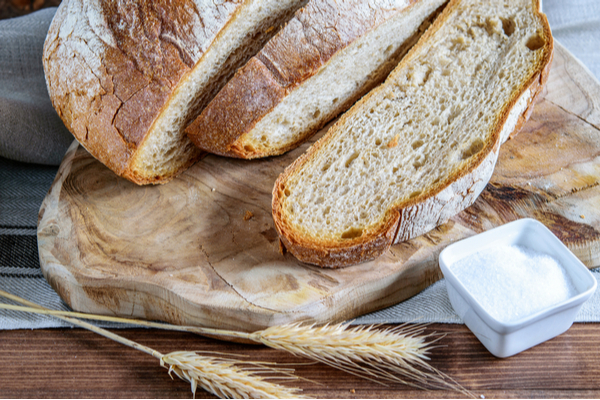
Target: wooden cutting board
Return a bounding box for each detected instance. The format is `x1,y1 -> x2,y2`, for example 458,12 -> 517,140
38,43 -> 600,332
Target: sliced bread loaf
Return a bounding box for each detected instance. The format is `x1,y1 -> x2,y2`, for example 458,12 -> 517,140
185,0 -> 448,159
43,0 -> 305,185
272,0 -> 553,268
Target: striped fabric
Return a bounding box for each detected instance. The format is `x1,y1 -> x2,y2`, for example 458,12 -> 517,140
0,156 -> 72,328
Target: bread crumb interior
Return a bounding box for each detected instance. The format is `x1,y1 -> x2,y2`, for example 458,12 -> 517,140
278,0 -> 546,241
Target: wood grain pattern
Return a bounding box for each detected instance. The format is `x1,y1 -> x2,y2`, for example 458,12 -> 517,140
2,324 -> 600,398
37,42 -> 600,332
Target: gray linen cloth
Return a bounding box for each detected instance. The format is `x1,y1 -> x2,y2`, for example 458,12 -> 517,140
0,8 -> 73,166
1,2 -> 599,329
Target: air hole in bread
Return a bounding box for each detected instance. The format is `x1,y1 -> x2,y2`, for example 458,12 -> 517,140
462,138 -> 485,159
411,139 -> 424,150
341,227 -> 363,239
345,152 -> 360,168
322,163 -> 331,172
323,206 -> 330,215
284,188 -> 291,196
315,197 -> 324,205
384,44 -> 394,54
392,167 -> 399,173
313,109 -> 321,118
413,158 -> 425,169
332,98 -> 339,104
501,17 -> 515,36
375,138 -> 382,146
244,144 -> 255,152
526,33 -> 545,51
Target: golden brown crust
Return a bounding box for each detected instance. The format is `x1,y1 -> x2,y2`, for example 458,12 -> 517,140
186,57 -> 287,157
186,0 -> 421,159
43,0 -> 304,185
43,0 -> 225,181
272,0 -> 554,268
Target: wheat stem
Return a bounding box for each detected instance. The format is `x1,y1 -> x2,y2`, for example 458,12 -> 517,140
0,288 -> 250,340
0,293 -> 161,358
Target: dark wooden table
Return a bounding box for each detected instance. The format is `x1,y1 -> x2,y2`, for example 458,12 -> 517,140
1,323 -> 599,398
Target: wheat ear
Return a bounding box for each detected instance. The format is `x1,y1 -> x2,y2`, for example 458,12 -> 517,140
0,291 -> 306,399
0,289 -> 471,396
249,322 -> 472,396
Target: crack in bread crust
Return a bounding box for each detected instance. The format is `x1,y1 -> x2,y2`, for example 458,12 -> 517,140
44,0 -> 305,185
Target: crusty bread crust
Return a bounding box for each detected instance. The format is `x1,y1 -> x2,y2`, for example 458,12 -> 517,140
43,0 -> 303,185
43,0 -> 230,182
272,0 -> 554,268
185,0 -> 439,159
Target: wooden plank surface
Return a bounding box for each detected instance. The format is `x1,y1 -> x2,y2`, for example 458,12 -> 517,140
37,42 -> 600,332
1,323 -> 600,398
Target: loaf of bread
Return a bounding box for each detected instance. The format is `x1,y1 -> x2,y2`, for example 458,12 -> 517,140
43,0 -> 305,184
272,0 -> 553,268
186,0 -> 447,159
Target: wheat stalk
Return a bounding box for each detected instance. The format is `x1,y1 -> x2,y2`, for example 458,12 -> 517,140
0,289 -> 471,396
0,291 -> 305,399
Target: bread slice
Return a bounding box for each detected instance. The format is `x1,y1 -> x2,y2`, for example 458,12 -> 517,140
43,0 -> 305,185
186,0 -> 448,159
272,0 -> 553,268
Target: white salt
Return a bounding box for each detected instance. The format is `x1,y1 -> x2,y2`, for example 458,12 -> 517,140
451,244 -> 578,323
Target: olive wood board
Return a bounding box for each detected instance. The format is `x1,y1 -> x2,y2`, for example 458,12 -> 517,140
38,43 -> 600,332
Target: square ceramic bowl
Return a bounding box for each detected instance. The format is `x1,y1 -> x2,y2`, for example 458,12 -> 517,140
439,218 -> 597,358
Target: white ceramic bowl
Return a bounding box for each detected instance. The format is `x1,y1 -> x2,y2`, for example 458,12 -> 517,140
439,218 -> 597,358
